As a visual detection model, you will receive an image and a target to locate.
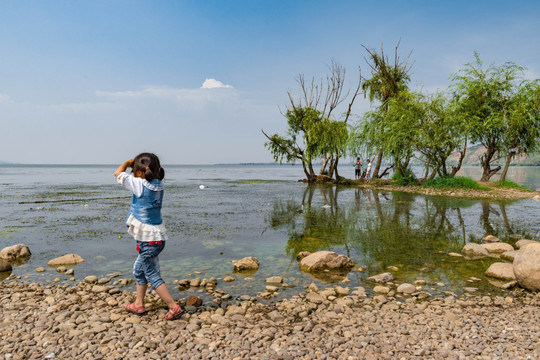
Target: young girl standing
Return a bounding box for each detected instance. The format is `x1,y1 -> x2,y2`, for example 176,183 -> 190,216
114,153 -> 183,320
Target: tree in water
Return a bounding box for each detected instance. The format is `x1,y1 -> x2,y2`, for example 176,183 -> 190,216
360,41 -> 413,179
263,61 -> 361,182
451,52 -> 540,181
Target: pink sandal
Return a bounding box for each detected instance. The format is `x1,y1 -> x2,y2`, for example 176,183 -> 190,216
165,304 -> 183,320
124,303 -> 146,315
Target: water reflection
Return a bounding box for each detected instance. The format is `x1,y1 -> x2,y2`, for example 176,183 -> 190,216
269,185 -> 529,293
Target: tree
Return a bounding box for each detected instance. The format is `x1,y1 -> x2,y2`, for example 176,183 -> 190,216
262,107 -> 323,181
357,91 -> 419,178
360,42 -> 413,178
263,61 -> 361,182
451,52 -> 538,181
414,93 -> 468,179
499,80 -> 540,181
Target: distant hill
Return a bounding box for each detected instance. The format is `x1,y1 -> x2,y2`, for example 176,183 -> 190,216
448,145 -> 540,166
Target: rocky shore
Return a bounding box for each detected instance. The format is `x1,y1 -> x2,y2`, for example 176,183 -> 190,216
2,277 -> 539,360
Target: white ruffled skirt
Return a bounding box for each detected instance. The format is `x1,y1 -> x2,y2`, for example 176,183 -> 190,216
126,214 -> 168,241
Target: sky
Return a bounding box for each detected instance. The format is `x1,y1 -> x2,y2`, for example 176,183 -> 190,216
0,0 -> 539,165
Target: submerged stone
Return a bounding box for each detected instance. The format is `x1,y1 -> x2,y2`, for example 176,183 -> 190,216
47,254 -> 84,266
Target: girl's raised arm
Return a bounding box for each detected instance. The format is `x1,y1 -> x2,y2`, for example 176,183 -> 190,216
114,159 -> 134,177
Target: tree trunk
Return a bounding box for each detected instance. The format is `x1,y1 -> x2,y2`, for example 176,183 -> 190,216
372,149 -> 383,179
480,146 -> 501,181
307,160 -> 316,180
320,157 -> 329,175
334,157 -> 340,180
499,153 -> 514,182
301,160 -> 310,180
450,141 -> 467,177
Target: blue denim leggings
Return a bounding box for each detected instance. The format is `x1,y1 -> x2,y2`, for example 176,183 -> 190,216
133,241 -> 165,289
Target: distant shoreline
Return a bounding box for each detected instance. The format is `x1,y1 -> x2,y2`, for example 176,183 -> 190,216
2,162 -> 540,167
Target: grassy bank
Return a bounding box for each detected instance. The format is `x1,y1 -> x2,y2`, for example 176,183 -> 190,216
344,175 -> 538,200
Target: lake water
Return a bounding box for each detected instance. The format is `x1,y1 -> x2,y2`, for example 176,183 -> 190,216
1,164 -> 539,301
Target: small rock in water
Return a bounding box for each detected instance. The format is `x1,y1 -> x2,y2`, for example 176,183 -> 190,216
397,283 -> 416,294
265,276 -> 284,285
232,257 -> 260,271
84,275 -> 98,284
483,235 -> 500,243
367,272 -> 394,283
186,295 -> 203,307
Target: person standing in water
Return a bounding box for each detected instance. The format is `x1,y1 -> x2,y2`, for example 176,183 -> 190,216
114,153 -> 183,320
353,157 -> 363,180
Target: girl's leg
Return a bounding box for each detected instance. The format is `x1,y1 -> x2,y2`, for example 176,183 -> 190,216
133,253 -> 148,307
155,283 -> 177,310
139,242 -> 178,310
135,284 -> 148,307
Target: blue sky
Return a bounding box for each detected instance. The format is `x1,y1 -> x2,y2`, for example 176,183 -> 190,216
1,0 -> 539,164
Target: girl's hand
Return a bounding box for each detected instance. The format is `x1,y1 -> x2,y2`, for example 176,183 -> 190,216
114,159 -> 135,177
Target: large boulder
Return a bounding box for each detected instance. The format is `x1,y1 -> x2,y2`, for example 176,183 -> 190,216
0,244 -> 31,260
462,243 -> 489,258
481,243 -> 514,254
299,251 -> 354,272
47,254 -> 85,266
0,259 -> 12,272
515,239 -> 536,249
232,257 -> 260,271
501,250 -> 519,262
485,262 -> 516,281
513,242 -> 540,291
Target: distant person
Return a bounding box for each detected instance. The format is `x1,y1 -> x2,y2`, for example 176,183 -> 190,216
114,153 -> 183,320
366,159 -> 372,180
353,157 -> 363,180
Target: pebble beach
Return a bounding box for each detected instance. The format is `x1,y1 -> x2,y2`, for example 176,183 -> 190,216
1,276 -> 539,360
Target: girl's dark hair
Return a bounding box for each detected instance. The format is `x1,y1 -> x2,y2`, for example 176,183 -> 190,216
132,153 -> 165,181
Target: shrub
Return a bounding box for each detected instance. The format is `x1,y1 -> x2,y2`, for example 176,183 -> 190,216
392,168 -> 418,186
493,180 -> 532,192
421,176 -> 489,190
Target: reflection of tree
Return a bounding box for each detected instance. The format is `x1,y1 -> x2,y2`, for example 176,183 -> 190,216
268,186 -> 525,285
479,200 -> 518,237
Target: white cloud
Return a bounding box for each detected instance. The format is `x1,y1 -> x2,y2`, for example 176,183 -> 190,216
0,93 -> 14,104
201,78 -> 233,89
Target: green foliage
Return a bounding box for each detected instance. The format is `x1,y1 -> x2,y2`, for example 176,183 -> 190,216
493,180 -> 533,192
422,176 -> 489,190
392,167 -> 418,186
414,93 -> 467,178
450,52 -> 540,180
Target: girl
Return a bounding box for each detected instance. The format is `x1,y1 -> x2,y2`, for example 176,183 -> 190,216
114,153 -> 183,320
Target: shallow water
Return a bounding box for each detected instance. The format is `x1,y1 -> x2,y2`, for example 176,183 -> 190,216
1,164 -> 539,300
